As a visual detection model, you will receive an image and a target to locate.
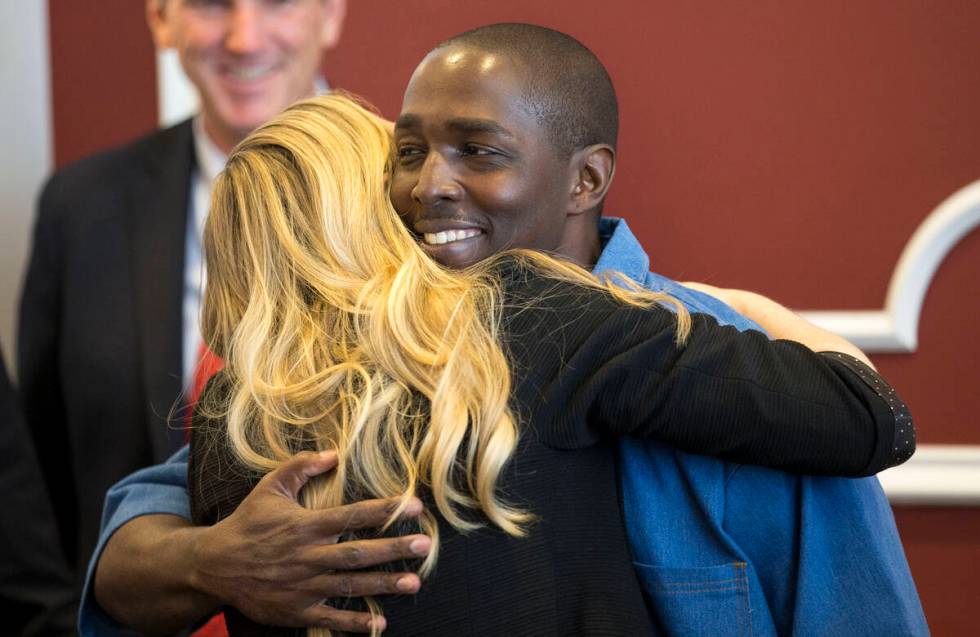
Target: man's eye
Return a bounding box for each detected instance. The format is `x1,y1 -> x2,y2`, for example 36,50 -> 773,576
397,147 -> 425,161
462,145 -> 498,157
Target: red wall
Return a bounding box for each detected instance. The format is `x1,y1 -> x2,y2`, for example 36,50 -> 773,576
48,1 -> 980,633
894,507 -> 980,635
49,0 -> 157,168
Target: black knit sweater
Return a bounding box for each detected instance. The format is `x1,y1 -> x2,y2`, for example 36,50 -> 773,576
190,263 -> 912,636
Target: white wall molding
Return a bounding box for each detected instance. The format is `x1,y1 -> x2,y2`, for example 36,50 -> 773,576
880,444 -> 980,506
157,49 -> 198,127
801,179 -> 980,352
796,187 -> 980,505
0,1 -> 53,377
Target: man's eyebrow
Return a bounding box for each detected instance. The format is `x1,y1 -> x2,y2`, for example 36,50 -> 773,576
393,114 -> 515,139
394,114 -> 421,131
446,118 -> 514,138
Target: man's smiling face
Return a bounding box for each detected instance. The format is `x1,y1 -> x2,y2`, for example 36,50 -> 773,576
390,46 -> 576,269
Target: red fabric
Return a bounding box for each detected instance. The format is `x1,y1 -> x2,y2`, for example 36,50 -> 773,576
184,341 -> 225,438
190,341 -> 226,407
191,612 -> 228,637
187,342 -> 228,637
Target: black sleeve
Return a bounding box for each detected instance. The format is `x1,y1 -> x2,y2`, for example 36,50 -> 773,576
0,350 -> 76,635
187,374 -> 261,527
507,279 -> 911,477
17,174 -> 77,565
817,350 -> 915,469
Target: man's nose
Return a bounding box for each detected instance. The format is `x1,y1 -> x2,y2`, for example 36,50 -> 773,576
411,153 -> 462,206
225,3 -> 265,55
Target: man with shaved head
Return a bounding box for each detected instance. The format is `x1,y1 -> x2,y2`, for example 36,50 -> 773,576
81,23 -> 926,636
391,23 -> 619,269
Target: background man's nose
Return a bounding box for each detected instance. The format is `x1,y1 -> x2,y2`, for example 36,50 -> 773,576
225,4 -> 265,55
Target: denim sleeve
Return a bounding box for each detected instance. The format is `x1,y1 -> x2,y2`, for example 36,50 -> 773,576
78,445 -> 191,636
642,272 -> 766,334
723,467 -> 929,636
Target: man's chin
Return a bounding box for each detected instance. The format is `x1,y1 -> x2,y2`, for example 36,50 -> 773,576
420,235 -> 486,270
212,100 -> 292,136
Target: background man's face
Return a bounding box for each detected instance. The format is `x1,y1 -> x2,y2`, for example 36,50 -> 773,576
391,47 -> 574,269
148,0 -> 344,146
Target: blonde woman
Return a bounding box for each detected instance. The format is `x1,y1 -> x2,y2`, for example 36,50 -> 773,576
190,95 -> 912,636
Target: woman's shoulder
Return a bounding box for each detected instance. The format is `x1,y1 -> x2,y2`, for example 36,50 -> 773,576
491,254 -> 620,314
188,371 -> 262,526
494,257 -> 682,377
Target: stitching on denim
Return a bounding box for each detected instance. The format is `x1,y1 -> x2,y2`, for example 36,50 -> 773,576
737,562 -> 752,637
654,583 -> 751,593
657,577 -> 745,588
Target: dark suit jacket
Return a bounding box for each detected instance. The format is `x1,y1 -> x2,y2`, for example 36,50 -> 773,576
17,120 -> 196,583
1,349 -> 75,635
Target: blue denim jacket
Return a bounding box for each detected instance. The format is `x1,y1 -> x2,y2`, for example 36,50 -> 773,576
81,218 -> 927,635
596,218 -> 927,636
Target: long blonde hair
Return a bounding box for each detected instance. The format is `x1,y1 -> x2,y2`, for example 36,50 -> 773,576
201,94 -> 689,633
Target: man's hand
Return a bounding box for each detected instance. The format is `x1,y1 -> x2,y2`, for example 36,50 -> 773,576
95,451 -> 430,635
192,450 -> 430,631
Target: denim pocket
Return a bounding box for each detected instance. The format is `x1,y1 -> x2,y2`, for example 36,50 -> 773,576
633,562 -> 752,637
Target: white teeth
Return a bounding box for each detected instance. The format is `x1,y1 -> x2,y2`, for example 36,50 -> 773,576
229,64 -> 274,80
422,228 -> 481,245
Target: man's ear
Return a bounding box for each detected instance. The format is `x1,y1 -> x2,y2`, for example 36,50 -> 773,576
569,144 -> 616,216
319,0 -> 348,50
145,0 -> 174,49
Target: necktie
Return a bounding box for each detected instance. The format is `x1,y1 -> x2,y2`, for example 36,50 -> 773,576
190,341 -> 225,411
192,613 -> 228,637
185,341 -> 225,437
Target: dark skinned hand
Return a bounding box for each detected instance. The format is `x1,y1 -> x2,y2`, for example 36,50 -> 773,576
190,450 -> 430,633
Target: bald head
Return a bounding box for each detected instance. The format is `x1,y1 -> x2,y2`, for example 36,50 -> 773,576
435,23 -> 618,158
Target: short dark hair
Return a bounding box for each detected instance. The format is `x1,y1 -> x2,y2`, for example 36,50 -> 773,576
436,23 -> 619,157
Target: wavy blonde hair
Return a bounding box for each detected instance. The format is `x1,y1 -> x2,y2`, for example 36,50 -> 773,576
201,94 -> 690,634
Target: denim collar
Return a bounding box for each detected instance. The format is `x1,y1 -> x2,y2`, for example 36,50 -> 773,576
593,217 -> 650,282
593,217 -> 765,333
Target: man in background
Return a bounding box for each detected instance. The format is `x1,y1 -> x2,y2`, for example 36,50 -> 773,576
17,0 -> 347,617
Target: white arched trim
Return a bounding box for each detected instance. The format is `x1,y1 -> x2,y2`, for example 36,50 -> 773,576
799,182 -> 980,506
880,445 -> 980,505
800,179 -> 980,353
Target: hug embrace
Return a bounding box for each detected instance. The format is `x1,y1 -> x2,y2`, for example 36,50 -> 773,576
87,24 -> 926,637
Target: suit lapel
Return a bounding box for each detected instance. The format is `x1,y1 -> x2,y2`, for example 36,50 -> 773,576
127,120 -> 196,462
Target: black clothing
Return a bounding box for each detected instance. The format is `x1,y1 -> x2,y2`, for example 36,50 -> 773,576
190,265 -> 913,636
0,350 -> 75,636
18,120 -> 195,581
